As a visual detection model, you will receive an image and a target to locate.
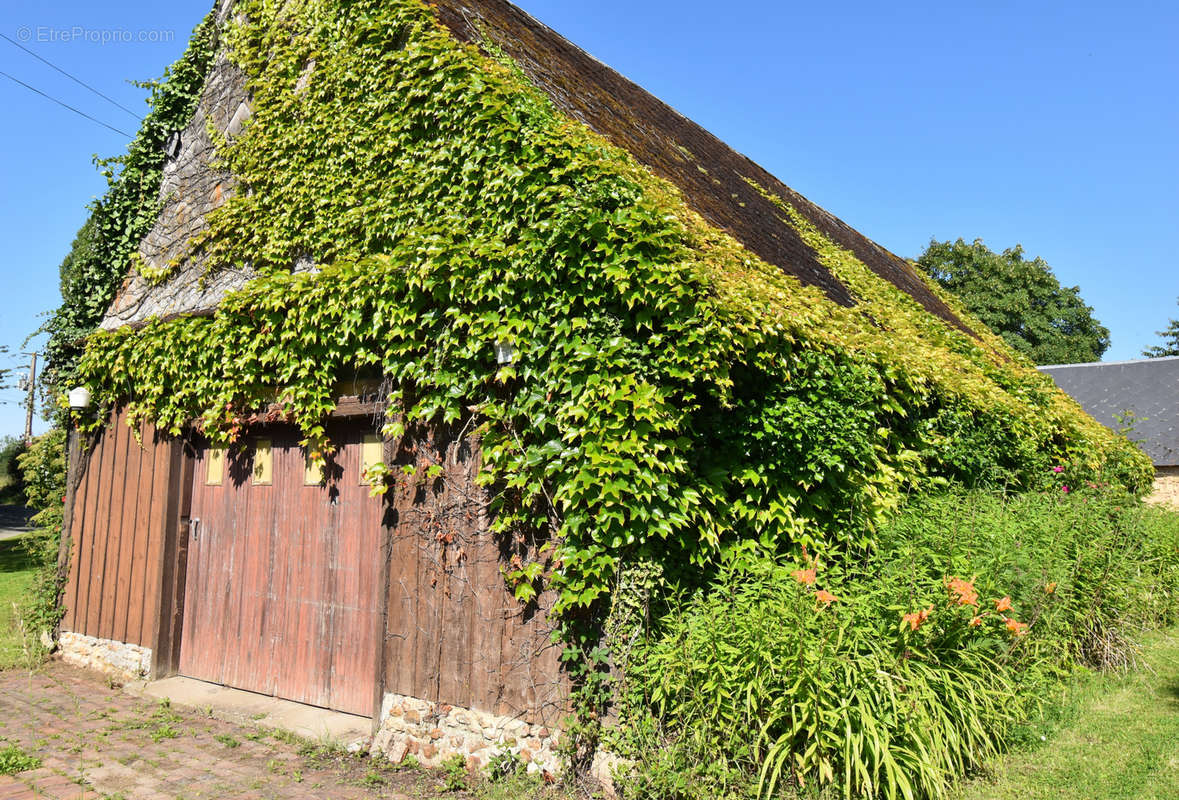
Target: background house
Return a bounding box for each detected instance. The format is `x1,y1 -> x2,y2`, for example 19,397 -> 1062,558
1041,357 -> 1179,506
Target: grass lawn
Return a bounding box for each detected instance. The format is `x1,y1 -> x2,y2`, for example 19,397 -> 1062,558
961,629 -> 1179,800
0,536 -> 36,669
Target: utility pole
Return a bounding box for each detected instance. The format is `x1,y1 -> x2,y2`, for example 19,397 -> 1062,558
20,352 -> 37,445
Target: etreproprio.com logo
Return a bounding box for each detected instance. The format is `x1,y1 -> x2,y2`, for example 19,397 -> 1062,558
15,25 -> 175,45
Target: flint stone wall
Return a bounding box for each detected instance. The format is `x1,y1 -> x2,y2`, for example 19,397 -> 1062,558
371,692 -> 561,776
59,631 -> 151,680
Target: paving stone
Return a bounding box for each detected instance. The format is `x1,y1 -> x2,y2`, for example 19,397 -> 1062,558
0,662 -> 434,800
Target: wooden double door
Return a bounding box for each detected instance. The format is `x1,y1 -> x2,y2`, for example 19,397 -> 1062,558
178,426 -> 386,716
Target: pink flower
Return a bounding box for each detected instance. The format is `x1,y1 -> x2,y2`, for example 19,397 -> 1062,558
1062,485 -> 1070,493
1052,466 -> 1065,474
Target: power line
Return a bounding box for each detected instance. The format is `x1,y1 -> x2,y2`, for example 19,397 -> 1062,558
0,69 -> 132,138
0,31 -> 141,120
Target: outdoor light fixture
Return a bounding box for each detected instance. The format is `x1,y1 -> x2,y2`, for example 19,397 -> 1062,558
68,386 -> 92,410
494,340 -> 518,365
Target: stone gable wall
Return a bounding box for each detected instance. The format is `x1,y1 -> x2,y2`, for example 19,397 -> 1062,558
100,42 -> 255,330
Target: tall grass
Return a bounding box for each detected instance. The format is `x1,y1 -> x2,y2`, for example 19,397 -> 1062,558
614,488 -> 1179,799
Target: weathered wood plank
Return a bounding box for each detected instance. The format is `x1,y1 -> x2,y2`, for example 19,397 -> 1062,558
84,413 -> 119,638
126,422 -> 156,645
99,416 -> 131,640
62,432 -> 98,632
152,438 -> 192,676
111,419 -> 143,644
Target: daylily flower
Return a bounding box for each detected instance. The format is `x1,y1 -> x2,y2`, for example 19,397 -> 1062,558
994,596 -> 1013,612
1004,617 -> 1028,636
791,568 -> 817,586
947,576 -> 979,607
968,615 -> 984,627
814,589 -> 838,605
902,606 -> 933,631
1045,581 -> 1057,594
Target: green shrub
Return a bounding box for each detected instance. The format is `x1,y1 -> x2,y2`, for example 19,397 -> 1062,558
14,428 -> 67,646
0,436 -> 28,504
614,488 -> 1179,799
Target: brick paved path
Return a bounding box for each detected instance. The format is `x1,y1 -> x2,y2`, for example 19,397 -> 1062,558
0,662 -> 424,800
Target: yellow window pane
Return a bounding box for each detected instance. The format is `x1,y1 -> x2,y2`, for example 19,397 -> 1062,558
304,451 -> 324,485
360,434 -> 383,484
252,439 -> 273,485
205,448 -> 226,485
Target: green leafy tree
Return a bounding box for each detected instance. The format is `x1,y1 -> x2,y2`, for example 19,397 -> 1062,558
1142,298 -> 1179,358
918,238 -> 1109,365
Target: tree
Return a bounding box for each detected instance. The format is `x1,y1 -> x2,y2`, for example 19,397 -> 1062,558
1142,298 -> 1179,358
918,238 -> 1109,365
0,435 -> 28,503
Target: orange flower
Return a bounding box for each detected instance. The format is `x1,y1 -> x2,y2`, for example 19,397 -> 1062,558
994,596 -> 1013,613
791,568 -> 817,586
902,606 -> 933,631
1044,581 -> 1058,595
968,615 -> 984,627
1004,617 -> 1028,636
947,577 -> 979,607
814,589 -> 838,605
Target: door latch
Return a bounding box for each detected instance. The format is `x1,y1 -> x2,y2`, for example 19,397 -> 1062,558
189,517 -> 201,541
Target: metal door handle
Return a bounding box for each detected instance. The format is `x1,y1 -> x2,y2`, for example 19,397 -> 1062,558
189,518 -> 200,540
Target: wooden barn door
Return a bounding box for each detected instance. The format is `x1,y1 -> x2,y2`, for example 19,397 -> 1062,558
178,425 -> 385,716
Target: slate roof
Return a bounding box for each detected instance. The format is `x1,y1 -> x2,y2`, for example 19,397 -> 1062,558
1040,357 -> 1179,467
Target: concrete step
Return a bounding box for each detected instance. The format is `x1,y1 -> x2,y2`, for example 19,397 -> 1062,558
125,674 -> 373,752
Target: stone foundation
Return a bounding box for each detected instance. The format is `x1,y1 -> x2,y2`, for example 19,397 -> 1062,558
59,631 -> 151,681
1146,466 -> 1179,509
371,693 -> 560,776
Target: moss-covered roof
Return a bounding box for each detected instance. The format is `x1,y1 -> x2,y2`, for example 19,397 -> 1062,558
430,0 -> 972,333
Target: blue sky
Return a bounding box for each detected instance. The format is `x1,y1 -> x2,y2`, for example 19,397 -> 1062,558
1,0 -> 1176,439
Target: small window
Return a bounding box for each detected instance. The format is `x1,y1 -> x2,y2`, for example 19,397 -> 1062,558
252,439 -> 273,485
304,450 -> 324,486
205,448 -> 226,485
360,434 -> 383,485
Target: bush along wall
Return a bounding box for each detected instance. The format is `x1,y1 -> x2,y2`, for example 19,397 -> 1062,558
615,488 -> 1179,799
14,429 -> 68,652
50,0 -> 1156,789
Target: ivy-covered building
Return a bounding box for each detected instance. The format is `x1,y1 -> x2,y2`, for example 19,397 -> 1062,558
51,0 -> 1148,774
